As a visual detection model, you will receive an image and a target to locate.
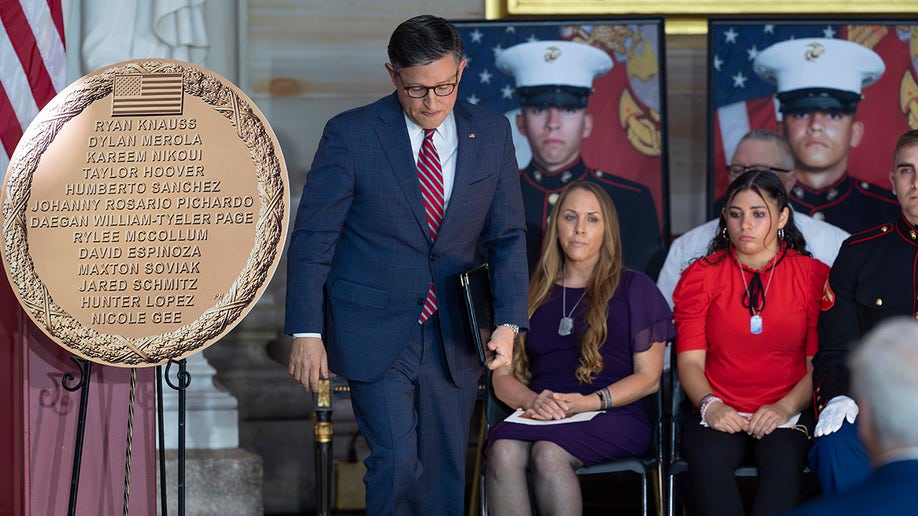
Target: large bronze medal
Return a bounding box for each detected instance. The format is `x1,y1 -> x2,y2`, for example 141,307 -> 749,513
1,59 -> 289,367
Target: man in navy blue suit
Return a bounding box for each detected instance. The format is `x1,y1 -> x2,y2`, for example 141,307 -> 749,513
782,317 -> 918,515
284,15 -> 529,515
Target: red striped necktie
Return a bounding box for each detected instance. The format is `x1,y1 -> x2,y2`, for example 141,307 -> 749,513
418,128 -> 444,323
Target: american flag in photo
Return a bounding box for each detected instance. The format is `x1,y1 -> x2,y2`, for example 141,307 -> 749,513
112,73 -> 183,116
455,22 -> 561,113
710,22 -> 917,204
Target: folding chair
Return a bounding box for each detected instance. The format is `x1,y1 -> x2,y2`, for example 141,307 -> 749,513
665,352 -> 812,516
479,370 -> 664,516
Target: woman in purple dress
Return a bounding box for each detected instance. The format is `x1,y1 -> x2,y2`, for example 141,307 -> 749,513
485,181 -> 674,515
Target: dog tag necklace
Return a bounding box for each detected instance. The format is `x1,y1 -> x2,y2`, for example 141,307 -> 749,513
559,281 -> 588,336
737,256 -> 776,335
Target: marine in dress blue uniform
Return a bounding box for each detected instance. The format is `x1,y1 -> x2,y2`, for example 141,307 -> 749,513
754,38 -> 899,234
809,129 -> 918,495
496,40 -> 663,275
810,221 -> 918,494
816,217 -> 918,412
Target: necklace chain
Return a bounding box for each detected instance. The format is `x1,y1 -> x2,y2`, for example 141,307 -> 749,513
737,255 -> 777,316
559,265 -> 588,336
562,282 -> 588,318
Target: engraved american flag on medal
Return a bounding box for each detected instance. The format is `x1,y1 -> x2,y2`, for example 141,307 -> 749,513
111,73 -> 183,116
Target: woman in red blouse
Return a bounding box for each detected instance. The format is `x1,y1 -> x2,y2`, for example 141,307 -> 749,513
673,170 -> 828,516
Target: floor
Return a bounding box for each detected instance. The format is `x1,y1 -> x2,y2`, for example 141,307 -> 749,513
267,474 -> 656,515
265,396 -> 660,516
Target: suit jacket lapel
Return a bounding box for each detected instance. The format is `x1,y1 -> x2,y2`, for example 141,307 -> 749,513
375,93 -> 430,241
438,102 -> 478,242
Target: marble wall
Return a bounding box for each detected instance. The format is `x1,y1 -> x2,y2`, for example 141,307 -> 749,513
237,3 -> 710,345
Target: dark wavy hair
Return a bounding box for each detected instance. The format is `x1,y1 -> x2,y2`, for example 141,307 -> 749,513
707,170 -> 810,261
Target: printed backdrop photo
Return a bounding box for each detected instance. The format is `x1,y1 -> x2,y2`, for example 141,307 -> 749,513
708,20 -> 918,215
453,19 -> 669,239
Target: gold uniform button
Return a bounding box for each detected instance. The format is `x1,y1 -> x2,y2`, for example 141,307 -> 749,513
881,225 -> 890,232
548,193 -> 560,205
860,181 -> 870,189
914,312 -> 918,320
876,298 -> 883,306
911,230 -> 917,240
813,211 -> 826,221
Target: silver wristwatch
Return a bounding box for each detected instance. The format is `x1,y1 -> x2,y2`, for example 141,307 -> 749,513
499,323 -> 520,335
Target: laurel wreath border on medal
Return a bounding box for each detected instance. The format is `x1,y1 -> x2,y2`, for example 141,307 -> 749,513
1,59 -> 288,367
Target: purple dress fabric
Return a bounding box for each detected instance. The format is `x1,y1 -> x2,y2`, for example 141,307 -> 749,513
488,270 -> 675,466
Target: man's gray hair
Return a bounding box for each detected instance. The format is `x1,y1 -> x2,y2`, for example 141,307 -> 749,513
739,129 -> 795,171
850,317 -> 918,450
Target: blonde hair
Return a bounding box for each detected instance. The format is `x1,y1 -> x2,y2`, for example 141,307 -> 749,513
513,181 -> 624,384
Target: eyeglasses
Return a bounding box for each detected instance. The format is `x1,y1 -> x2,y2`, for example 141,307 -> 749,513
397,70 -> 459,99
726,164 -> 792,177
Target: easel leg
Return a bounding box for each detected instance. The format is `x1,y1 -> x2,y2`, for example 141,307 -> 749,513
157,366 -> 168,516
62,357 -> 92,516
164,359 -> 191,516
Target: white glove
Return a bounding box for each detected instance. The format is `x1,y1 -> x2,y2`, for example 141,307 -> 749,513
814,395 -> 859,437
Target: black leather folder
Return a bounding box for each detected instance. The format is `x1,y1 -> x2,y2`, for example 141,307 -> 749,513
458,263 -> 493,365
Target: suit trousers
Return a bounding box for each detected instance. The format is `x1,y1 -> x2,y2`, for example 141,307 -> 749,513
347,313 -> 480,516
682,411 -> 811,516
807,420 -> 871,496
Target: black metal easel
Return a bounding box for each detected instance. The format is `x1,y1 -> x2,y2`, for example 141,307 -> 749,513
63,356 -> 190,516
62,357 -> 92,516
159,359 -> 191,516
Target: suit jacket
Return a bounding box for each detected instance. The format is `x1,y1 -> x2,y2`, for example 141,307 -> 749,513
781,459 -> 918,515
285,93 -> 529,387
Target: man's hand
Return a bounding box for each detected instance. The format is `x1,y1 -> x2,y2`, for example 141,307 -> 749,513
485,325 -> 515,370
815,395 -> 859,437
288,337 -> 332,392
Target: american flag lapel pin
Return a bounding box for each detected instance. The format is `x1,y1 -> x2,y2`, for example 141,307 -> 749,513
468,133 -> 476,139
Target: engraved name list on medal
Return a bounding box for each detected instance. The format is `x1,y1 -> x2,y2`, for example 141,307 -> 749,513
1,60 -> 289,367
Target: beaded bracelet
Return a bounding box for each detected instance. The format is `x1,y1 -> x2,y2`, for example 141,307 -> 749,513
697,392 -> 716,408
700,395 -> 723,424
